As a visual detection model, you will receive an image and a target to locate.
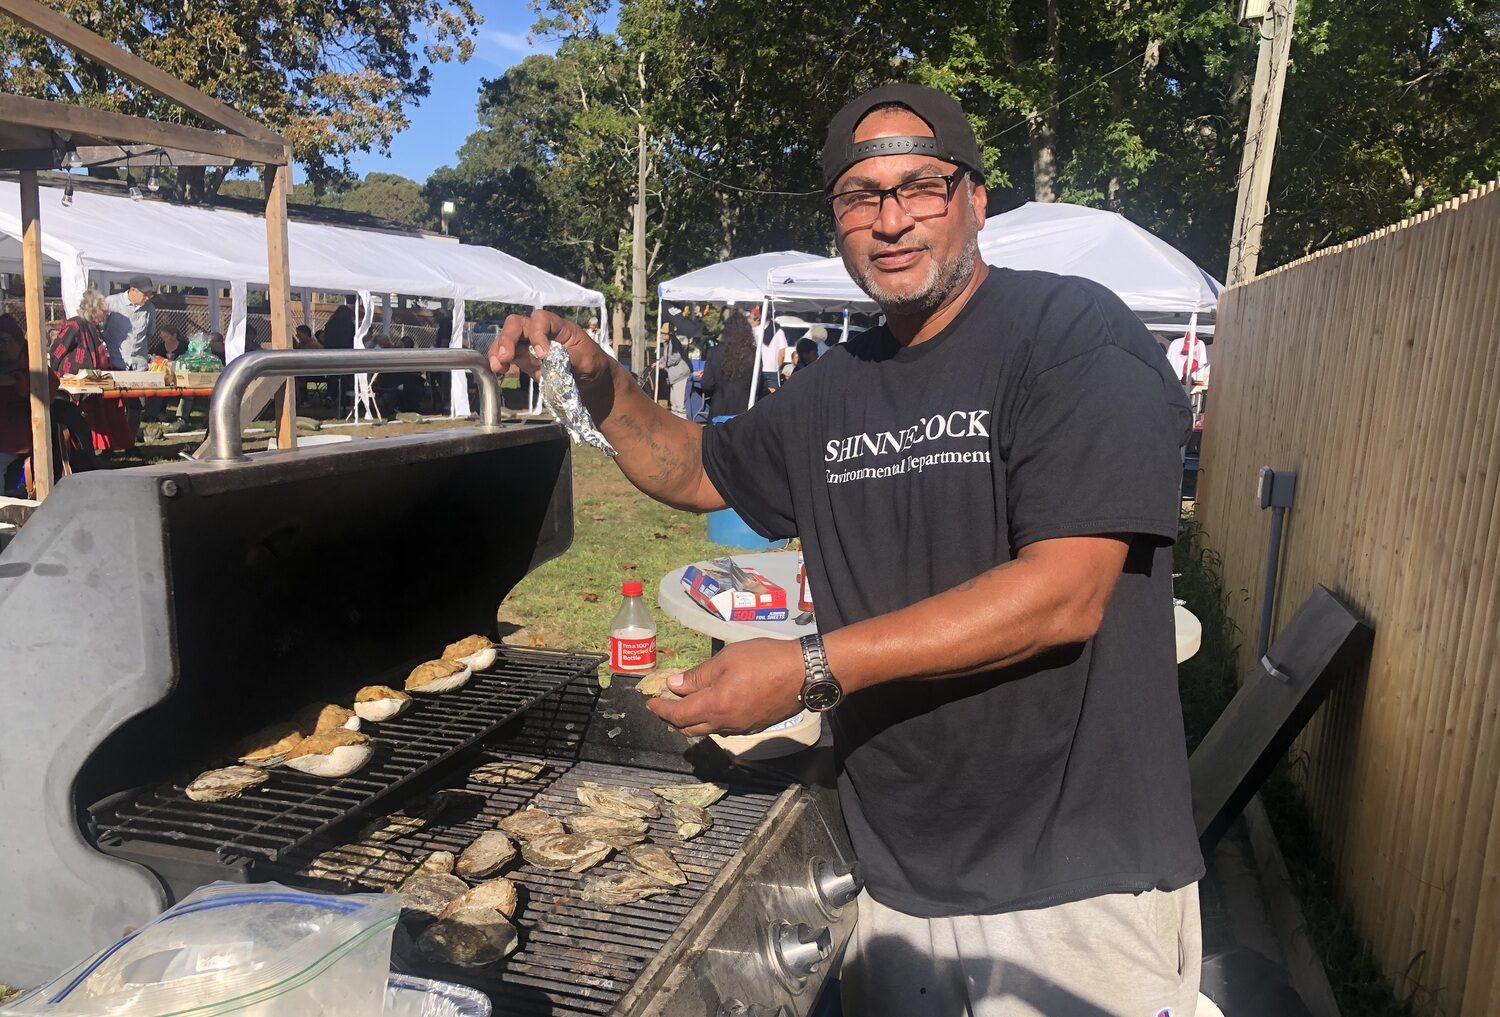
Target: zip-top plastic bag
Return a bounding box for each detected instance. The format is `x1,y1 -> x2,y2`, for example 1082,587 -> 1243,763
1,882 -> 399,1017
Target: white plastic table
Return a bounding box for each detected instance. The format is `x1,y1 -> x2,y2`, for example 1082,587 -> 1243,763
659,550 -> 1203,664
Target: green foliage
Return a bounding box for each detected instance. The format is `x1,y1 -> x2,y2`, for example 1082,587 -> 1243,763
219,172 -> 434,229
0,0 -> 482,184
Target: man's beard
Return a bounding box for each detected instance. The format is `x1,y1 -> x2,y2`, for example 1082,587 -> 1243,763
850,234 -> 979,318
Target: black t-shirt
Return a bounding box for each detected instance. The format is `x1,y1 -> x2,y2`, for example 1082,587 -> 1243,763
701,268 -> 1203,917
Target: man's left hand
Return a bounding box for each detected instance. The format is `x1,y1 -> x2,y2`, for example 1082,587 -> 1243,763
646,638 -> 806,738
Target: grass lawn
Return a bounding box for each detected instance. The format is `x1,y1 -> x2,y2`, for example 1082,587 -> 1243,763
499,449 -> 745,668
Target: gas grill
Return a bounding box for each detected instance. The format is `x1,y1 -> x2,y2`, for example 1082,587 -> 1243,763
0,349 -> 857,1017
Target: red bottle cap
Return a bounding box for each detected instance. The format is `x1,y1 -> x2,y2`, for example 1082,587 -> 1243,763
621,580 -> 644,596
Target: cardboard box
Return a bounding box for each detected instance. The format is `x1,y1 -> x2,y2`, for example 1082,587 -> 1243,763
682,558 -> 788,622
176,371 -> 222,389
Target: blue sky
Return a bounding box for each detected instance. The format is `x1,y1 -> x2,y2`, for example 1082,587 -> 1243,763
344,0 -> 559,183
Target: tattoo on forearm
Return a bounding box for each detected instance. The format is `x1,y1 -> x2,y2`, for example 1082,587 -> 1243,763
611,407 -> 699,491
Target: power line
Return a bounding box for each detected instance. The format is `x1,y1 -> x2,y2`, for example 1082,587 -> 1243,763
669,158 -> 823,197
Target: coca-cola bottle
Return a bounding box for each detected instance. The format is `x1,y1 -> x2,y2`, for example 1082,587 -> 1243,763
609,579 -> 657,674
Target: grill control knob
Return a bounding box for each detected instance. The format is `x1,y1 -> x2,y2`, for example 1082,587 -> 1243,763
717,1002 -> 787,1017
813,857 -> 863,912
771,921 -> 833,980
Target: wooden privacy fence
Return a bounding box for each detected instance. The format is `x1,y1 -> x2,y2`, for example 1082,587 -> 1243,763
1197,179 -> 1500,1015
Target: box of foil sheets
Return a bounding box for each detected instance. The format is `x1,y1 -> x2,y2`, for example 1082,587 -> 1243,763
682,557 -> 788,622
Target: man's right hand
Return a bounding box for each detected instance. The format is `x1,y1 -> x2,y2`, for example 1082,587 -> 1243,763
487,310 -> 614,396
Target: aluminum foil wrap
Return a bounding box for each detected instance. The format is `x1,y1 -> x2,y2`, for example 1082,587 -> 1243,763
532,342 -> 617,457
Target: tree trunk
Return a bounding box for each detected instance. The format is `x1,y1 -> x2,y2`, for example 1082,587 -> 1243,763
630,119 -> 648,378
611,254 -> 627,347
1030,115 -> 1059,202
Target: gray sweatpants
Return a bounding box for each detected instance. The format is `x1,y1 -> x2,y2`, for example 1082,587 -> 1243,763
841,883 -> 1201,1017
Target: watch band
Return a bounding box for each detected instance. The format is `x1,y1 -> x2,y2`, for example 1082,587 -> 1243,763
798,633 -> 844,712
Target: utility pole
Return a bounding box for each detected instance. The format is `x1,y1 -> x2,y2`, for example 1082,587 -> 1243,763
629,51 -> 649,378
1226,0 -> 1297,286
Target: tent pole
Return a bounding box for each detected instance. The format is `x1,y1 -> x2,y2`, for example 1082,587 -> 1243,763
18,169 -> 55,500
300,290 -> 313,333
265,157 -> 295,451
652,297 -> 663,401
841,308 -> 850,344
207,285 -> 222,336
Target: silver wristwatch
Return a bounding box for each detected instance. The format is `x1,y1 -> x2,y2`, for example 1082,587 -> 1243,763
798,634 -> 844,712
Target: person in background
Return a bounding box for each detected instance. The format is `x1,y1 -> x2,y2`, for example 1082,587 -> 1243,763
102,276 -> 156,370
651,322 -> 691,418
209,331 -> 227,362
586,315 -> 616,359
697,310 -> 758,419
322,303 -> 356,350
103,275 -> 156,438
758,317 -> 788,394
808,324 -> 830,351
294,324 -> 322,350
747,305 -> 765,343
0,313 -> 56,490
793,337 -> 820,373
48,289 -> 133,453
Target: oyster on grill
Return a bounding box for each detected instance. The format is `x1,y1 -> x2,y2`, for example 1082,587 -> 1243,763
284,729 -> 374,778
576,781 -> 660,820
416,906 -> 518,967
456,831 -> 516,878
565,812 -> 648,849
625,844 -> 688,887
443,634 -> 498,672
669,803 -> 713,841
397,871 -> 470,919
420,851 -> 456,874
305,844 -> 411,889
353,685 -> 412,723
405,659 -> 472,695
236,722 -> 305,767
185,765 -> 269,802
293,702 -> 362,734
521,833 -> 613,873
578,871 -> 675,905
441,877 -> 519,920
498,807 -> 566,842
470,759 -> 547,785
651,782 -> 727,808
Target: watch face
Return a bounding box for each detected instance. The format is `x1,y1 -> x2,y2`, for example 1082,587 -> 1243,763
802,678 -> 843,712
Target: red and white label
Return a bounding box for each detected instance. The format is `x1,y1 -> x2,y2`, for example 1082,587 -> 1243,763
610,635 -> 657,672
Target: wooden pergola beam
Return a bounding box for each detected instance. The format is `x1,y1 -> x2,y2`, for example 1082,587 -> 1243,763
0,95 -> 284,165
0,0 -> 284,147
18,170 -> 55,500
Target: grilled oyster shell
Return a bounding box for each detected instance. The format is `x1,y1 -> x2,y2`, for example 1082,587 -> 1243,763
416,906 -> 518,967
353,685 -> 412,722
470,759 -> 547,785
651,782 -> 727,808
456,831 -> 517,878
625,844 -> 688,886
185,765 -> 268,802
443,634 -> 498,671
283,729 -> 374,778
498,807 -> 566,842
565,811 -> 649,849
305,844 -> 411,889
441,877 -> 519,920
293,702 -> 361,734
405,658 -> 472,694
521,833 -> 613,873
397,872 -> 470,919
669,802 -> 713,841
578,871 -> 675,905
236,722 -> 305,767
419,851 -> 456,874
576,781 -> 660,820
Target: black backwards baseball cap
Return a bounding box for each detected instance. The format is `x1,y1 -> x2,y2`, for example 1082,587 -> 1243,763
822,83 -> 984,192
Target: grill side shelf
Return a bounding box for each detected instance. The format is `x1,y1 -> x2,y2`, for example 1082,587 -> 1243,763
90,647 -> 605,865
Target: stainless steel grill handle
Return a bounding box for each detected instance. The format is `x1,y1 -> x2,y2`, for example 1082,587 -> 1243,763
204,348 -> 503,461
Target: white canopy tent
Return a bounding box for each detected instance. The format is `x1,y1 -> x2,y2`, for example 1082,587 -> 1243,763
651,250 -> 822,399
765,201 -> 1222,323
0,179 -> 605,416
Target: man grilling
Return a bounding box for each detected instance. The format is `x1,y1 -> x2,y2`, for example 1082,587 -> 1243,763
488,83 -> 1202,1016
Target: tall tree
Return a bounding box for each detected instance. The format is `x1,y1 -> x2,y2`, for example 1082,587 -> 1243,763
0,0 -> 482,190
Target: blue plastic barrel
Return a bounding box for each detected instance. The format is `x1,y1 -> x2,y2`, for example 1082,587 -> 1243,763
705,414 -> 787,550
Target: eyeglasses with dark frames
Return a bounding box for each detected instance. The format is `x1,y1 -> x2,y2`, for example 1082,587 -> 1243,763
829,172 -> 967,229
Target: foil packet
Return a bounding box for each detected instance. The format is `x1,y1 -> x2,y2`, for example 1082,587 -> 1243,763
532,342 -> 617,457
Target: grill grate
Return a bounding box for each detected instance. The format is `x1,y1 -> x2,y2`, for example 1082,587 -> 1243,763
279,748 -> 789,1017
91,647 -> 604,865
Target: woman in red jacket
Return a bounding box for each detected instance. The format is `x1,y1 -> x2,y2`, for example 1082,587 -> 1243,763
48,288 -> 132,452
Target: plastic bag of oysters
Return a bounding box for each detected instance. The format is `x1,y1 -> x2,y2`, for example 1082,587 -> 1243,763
1,882 -> 398,1016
